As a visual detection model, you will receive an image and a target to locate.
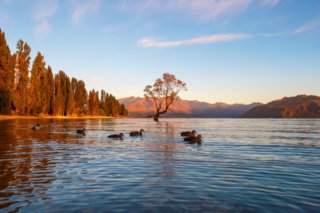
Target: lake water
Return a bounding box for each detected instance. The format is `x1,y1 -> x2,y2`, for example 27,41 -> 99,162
0,118 -> 319,212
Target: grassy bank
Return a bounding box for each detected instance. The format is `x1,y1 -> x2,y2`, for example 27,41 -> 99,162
0,115 -> 121,120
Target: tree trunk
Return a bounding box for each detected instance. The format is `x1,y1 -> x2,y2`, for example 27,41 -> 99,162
154,113 -> 159,122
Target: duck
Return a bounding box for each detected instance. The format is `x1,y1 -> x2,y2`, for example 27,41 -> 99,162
76,128 -> 86,135
130,129 -> 144,137
31,124 -> 41,130
184,134 -> 202,144
108,133 -> 124,139
180,130 -> 197,137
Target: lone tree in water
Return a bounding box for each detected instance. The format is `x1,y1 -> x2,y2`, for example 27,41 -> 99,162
144,73 -> 187,121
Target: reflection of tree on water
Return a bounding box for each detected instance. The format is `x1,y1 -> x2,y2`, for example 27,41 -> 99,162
156,121 -> 176,139
146,121 -> 181,182
0,120 -> 33,210
0,120 -> 70,211
103,119 -> 120,131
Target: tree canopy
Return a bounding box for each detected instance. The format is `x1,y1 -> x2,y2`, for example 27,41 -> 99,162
144,73 -> 187,121
0,28 -> 128,117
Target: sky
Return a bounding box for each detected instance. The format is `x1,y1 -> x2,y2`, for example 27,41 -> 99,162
0,0 -> 320,104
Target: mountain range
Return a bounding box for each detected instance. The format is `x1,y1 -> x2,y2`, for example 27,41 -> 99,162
242,95 -> 320,118
118,97 -> 261,118
119,95 -> 320,118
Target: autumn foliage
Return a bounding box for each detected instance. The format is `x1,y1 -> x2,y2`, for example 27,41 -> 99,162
0,28 -> 127,117
144,73 -> 187,121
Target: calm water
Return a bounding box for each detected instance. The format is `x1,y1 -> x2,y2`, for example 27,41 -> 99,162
0,118 -> 319,213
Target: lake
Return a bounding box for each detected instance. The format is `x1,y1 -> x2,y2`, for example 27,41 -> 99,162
0,118 -> 319,212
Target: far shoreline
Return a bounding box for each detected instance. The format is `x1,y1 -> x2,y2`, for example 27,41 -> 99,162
0,115 -> 125,120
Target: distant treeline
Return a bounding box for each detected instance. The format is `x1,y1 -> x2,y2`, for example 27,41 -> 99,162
0,29 -> 128,117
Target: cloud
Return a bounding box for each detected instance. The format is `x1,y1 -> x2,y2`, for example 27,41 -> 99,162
32,0 -> 58,38
33,0 -> 58,21
257,32 -> 281,37
34,20 -> 51,38
294,19 -> 320,34
0,9 -> 9,24
138,33 -> 251,48
71,0 -> 100,24
260,0 -> 279,7
2,0 -> 12,4
120,0 -> 280,22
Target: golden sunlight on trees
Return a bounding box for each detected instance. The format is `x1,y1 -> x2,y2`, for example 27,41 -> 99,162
0,28 -> 127,117
14,39 -> 31,115
144,73 -> 187,121
0,29 -> 14,114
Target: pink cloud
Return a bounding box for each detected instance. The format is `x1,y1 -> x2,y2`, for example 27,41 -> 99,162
120,0 -> 280,22
71,0 -> 100,24
34,20 -> 51,39
32,0 -> 58,39
33,0 -> 58,21
260,0 -> 280,7
138,33 -> 251,48
294,19 -> 320,34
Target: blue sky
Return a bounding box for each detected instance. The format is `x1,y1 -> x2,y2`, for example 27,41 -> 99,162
1,0 -> 320,104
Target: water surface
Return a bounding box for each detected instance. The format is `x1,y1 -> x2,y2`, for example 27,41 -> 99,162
0,118 -> 319,212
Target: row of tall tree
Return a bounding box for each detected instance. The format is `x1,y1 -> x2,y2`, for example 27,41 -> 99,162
0,28 -> 128,117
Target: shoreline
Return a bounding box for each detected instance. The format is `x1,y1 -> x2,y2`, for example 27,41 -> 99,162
0,115 -> 122,120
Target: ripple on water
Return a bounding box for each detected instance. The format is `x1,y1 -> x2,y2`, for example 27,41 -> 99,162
0,118 -> 319,212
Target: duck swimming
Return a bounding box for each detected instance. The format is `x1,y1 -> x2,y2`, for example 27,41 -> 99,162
31,124 -> 41,130
180,130 -> 197,137
184,134 -> 202,144
108,133 -> 124,139
76,128 -> 86,135
130,129 -> 144,137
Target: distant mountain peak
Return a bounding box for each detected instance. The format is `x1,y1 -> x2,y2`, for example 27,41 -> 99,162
242,94 -> 320,118
119,96 -> 261,118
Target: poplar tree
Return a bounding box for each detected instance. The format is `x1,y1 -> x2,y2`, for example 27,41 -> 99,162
88,89 -> 99,115
0,28 -> 128,117
66,76 -> 75,115
14,40 -> 31,114
47,66 -> 54,114
53,71 -> 68,115
73,79 -> 87,115
0,29 -> 14,114
30,52 -> 46,114
120,104 -> 128,117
